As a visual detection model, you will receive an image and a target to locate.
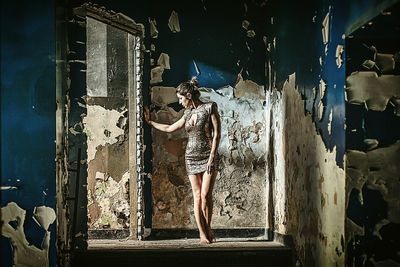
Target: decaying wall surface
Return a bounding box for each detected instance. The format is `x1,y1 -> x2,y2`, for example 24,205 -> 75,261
151,80 -> 266,229
84,103 -> 130,229
266,74 -> 345,266
345,11 -> 400,266
84,14 -> 135,232
1,203 -> 56,267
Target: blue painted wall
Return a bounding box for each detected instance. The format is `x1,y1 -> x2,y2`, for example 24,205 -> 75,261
1,0 -> 56,266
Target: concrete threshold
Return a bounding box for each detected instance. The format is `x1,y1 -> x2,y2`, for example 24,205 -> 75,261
88,238 -> 288,251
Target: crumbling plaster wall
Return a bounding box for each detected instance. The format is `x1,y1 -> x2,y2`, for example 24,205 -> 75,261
345,20 -> 400,266
266,74 -> 345,266
266,1 -> 398,266
151,81 -> 267,229
84,103 -> 130,229
146,0 -> 269,230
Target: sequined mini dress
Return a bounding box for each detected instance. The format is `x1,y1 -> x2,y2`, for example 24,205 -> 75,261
183,102 -> 219,175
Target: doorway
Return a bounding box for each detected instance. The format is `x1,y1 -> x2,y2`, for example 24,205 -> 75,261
62,3 -> 145,242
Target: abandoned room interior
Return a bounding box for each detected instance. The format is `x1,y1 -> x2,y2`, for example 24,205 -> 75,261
1,0 -> 400,266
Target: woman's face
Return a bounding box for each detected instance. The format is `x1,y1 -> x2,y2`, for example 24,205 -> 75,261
177,93 -> 191,108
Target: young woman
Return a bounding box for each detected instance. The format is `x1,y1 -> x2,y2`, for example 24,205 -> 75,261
144,78 -> 221,244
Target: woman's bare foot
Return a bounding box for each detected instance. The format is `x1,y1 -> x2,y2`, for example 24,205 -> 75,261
207,229 -> 216,243
199,235 -> 211,244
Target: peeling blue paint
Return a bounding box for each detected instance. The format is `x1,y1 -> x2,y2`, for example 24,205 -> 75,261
1,0 -> 56,266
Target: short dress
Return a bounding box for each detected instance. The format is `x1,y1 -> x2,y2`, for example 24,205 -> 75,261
183,102 -> 219,175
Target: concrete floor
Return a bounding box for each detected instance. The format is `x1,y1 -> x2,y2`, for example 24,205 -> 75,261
73,238 -> 293,267
88,237 -> 285,250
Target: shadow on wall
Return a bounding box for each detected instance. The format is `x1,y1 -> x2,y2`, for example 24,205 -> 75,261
267,74 -> 345,267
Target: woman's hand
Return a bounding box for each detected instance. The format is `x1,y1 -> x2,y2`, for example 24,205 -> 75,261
144,106 -> 151,124
206,158 -> 215,174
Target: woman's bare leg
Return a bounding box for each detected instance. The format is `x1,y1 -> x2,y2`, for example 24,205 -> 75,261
188,174 -> 210,244
200,170 -> 217,242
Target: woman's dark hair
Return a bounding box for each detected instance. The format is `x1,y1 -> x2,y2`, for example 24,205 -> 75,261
176,77 -> 200,100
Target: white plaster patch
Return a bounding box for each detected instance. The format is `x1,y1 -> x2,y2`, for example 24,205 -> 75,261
327,108 -> 333,135
234,73 -> 265,100
322,11 -> 330,44
336,45 -> 344,68
150,66 -> 164,84
319,79 -> 327,100
1,202 -> 56,267
93,171 -> 130,229
347,141 -> 400,223
83,105 -> 125,162
168,11 -> 180,33
157,53 -> 170,70
201,85 -> 266,157
33,206 -> 56,231
346,72 -> 400,111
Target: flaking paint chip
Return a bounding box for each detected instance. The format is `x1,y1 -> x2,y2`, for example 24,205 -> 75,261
168,11 -> 181,33
322,11 -> 330,44
157,53 -> 171,69
242,20 -> 250,30
149,18 -> 159,38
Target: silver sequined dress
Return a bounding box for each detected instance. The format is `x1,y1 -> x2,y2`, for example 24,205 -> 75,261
183,102 -> 219,175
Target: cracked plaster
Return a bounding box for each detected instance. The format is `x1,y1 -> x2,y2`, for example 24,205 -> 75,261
151,80 -> 266,229
266,73 -> 345,266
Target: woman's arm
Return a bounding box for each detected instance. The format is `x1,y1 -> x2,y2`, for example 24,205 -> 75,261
144,107 -> 186,133
148,117 -> 185,133
207,103 -> 221,173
